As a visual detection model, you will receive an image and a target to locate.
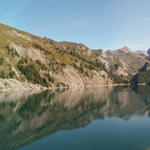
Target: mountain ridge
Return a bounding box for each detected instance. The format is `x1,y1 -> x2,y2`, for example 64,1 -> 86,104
0,22 -> 150,90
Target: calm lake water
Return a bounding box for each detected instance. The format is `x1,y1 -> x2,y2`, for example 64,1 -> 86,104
0,86 -> 150,150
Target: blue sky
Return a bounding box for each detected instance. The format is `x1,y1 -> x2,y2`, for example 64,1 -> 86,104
0,0 -> 150,50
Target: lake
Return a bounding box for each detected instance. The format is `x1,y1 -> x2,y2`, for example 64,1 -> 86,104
0,86 -> 150,150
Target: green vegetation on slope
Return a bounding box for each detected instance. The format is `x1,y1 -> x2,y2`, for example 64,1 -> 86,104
0,23 -> 112,87
2,22 -> 148,87
131,62 -> 150,85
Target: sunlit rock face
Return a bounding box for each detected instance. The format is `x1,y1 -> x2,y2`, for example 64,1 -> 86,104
0,23 -> 149,88
0,23 -> 114,89
0,86 -> 150,150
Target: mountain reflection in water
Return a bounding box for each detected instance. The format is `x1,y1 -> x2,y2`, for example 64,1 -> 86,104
0,86 -> 150,150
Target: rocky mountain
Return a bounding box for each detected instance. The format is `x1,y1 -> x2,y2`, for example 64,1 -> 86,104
0,23 -> 113,90
0,22 -> 150,89
131,62 -> 150,85
135,50 -> 149,57
93,46 -> 149,83
106,46 -> 147,77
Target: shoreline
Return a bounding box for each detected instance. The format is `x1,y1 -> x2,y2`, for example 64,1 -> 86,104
108,83 -> 131,87
0,79 -> 149,96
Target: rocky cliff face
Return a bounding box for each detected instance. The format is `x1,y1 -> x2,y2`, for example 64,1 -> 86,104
92,46 -> 149,83
106,46 -> 147,77
0,23 -> 112,89
0,23 -> 150,89
131,62 -> 150,85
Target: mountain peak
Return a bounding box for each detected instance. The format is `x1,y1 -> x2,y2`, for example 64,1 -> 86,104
121,46 -> 131,52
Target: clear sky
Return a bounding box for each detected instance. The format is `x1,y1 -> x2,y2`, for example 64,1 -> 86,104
0,0 -> 150,50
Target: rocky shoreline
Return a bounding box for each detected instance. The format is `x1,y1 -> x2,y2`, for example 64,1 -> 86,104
0,79 -> 49,101
0,78 -> 148,102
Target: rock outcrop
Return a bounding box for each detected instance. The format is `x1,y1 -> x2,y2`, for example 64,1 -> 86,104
0,22 -> 150,89
131,62 -> 150,85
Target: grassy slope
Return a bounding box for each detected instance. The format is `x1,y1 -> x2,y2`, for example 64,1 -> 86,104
0,23 -> 111,87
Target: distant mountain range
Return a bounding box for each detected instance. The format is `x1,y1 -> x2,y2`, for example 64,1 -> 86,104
0,22 -> 150,90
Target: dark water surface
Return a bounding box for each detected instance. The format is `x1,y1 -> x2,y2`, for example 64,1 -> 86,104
1,86 -> 150,150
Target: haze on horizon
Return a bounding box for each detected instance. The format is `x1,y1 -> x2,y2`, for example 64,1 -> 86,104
0,0 -> 150,51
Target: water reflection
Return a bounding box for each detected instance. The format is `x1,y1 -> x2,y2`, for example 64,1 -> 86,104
0,86 -> 150,150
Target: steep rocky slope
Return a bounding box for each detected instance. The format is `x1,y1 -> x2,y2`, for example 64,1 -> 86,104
0,23 -> 150,89
93,46 -> 149,83
131,62 -> 150,85
0,23 -> 112,89
106,46 -> 147,77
